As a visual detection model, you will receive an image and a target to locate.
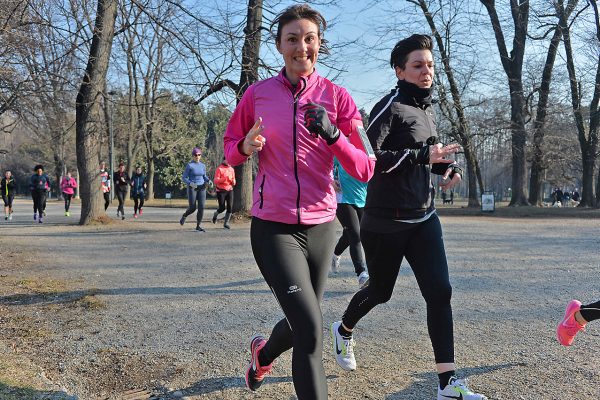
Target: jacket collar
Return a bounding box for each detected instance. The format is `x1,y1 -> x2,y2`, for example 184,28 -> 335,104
276,68 -> 320,95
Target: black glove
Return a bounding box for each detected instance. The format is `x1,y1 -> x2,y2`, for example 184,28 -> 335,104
303,103 -> 340,145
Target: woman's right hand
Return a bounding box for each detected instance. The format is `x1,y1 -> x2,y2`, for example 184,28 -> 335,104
241,117 -> 266,156
429,143 -> 461,164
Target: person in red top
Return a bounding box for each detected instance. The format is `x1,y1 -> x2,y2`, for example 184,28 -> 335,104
60,171 -> 77,216
211,157 -> 236,229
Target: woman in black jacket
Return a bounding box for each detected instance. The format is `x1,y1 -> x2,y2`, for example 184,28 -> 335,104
330,34 -> 487,400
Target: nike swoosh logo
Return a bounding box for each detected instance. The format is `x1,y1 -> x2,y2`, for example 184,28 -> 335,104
335,338 -> 343,355
441,394 -> 463,400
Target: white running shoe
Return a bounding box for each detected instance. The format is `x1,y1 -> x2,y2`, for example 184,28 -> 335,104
330,321 -> 356,371
331,254 -> 341,273
437,377 -> 488,400
8,213 -> 12,221
357,271 -> 369,288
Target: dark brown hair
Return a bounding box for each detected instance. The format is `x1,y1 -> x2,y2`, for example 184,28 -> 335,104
390,34 -> 433,70
271,4 -> 330,54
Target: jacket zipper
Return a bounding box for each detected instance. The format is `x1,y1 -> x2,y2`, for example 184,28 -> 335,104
292,79 -> 307,224
258,174 -> 265,209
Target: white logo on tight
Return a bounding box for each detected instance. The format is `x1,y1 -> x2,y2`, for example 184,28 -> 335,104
287,285 -> 302,294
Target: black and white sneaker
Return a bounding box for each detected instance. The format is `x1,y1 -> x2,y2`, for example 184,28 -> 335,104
437,377 -> 487,400
330,321 -> 356,371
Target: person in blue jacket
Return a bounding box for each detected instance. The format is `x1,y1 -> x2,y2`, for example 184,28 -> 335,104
180,147 -> 210,231
130,166 -> 147,218
331,158 -> 370,288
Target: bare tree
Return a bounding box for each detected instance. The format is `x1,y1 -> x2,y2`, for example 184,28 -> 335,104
528,1 -> 577,205
480,0 -> 531,206
409,0 -> 483,207
557,0 -> 600,207
76,0 -> 118,224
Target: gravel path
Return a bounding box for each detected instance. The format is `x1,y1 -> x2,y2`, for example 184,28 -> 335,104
0,199 -> 598,399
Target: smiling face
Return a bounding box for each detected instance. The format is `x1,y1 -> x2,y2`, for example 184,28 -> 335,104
276,18 -> 321,85
395,49 -> 434,88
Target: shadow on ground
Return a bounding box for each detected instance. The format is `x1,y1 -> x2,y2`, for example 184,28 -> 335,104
0,383 -> 76,400
0,278 -> 355,307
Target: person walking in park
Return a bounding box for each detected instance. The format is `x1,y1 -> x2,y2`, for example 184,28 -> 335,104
329,34 -> 487,400
60,171 -> 77,216
331,158 -> 369,288
30,164 -> 51,224
100,161 -> 111,211
1,170 -> 16,221
179,147 -> 210,232
211,157 -> 236,229
557,299 -> 600,346
113,162 -> 130,220
130,166 -> 147,218
223,4 -> 375,398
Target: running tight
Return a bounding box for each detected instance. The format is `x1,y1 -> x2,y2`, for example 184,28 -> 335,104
251,217 -> 335,400
215,190 -> 233,214
334,203 -> 365,275
133,195 -> 144,214
103,192 -> 110,210
32,190 -> 46,217
64,193 -> 73,212
580,300 -> 600,322
183,186 -> 206,224
342,214 -> 454,364
116,189 -> 126,215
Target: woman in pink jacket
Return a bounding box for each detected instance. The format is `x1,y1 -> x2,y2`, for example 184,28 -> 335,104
60,172 -> 77,217
223,5 -> 375,399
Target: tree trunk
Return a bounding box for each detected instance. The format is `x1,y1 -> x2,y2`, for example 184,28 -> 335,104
508,82 -> 530,206
557,0 -> 599,207
481,0 -> 530,206
75,0 -> 118,225
233,0 -> 263,214
147,157 -> 155,201
463,143 -> 481,207
528,8 -> 571,205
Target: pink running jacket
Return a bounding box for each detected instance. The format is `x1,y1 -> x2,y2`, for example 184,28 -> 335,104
224,69 -> 375,225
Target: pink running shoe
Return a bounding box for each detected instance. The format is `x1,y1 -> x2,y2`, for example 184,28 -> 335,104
557,299 -> 585,346
245,335 -> 273,391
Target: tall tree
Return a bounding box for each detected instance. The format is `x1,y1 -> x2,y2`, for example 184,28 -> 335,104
557,0 -> 600,207
76,0 -> 118,224
411,0 -> 484,207
233,0 -> 263,213
528,1 -> 576,205
196,0 -> 263,214
480,0 -> 530,205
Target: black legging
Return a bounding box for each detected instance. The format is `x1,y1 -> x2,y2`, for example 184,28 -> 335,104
63,193 -> 73,212
103,192 -> 110,211
342,213 -> 454,364
183,186 -> 206,224
2,194 -> 14,209
133,194 -> 144,214
334,203 -> 365,275
32,190 -> 46,217
116,189 -> 126,215
251,217 -> 335,400
216,190 -> 233,214
580,300 -> 600,322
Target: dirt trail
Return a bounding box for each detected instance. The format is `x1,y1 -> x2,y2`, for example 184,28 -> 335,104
0,199 -> 599,399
